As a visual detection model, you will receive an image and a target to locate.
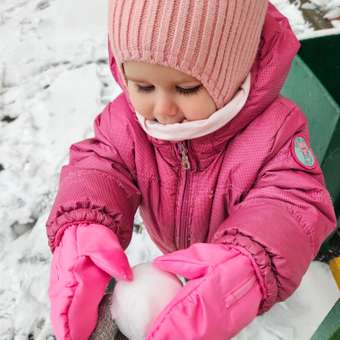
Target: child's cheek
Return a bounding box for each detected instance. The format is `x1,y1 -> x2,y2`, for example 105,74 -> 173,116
184,104 -> 215,121
126,86 -> 144,114
128,93 -> 154,120
182,92 -> 217,121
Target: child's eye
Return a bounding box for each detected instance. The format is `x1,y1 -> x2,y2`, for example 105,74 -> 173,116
136,84 -> 202,96
177,85 -> 202,95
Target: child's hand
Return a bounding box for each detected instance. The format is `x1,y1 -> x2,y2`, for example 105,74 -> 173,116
48,223 -> 133,340
146,243 -> 263,340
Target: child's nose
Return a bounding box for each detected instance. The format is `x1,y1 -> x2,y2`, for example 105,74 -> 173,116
154,96 -> 180,124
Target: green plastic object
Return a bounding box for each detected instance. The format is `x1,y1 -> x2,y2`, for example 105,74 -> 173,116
310,299 -> 340,340
281,55 -> 339,164
281,47 -> 340,255
298,33 -> 340,221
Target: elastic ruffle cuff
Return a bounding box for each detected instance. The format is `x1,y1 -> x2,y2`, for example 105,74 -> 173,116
46,199 -> 122,252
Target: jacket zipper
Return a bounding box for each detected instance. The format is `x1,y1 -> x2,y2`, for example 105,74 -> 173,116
177,141 -> 191,249
178,142 -> 191,170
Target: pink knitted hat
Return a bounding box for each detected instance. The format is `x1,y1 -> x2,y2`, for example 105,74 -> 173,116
108,0 -> 268,109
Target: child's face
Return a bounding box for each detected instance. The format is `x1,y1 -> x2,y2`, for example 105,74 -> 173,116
123,61 -> 217,124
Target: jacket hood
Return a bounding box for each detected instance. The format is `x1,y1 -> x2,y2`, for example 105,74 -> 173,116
107,3 -> 300,145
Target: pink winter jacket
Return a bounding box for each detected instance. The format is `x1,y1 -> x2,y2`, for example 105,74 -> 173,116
46,3 -> 336,317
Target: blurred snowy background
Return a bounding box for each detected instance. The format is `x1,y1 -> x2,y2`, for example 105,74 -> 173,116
0,0 -> 339,339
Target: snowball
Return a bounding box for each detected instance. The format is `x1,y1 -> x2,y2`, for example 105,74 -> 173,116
111,262 -> 183,340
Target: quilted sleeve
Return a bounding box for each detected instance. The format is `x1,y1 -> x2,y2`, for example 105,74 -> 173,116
46,99 -> 142,252
211,105 -> 337,314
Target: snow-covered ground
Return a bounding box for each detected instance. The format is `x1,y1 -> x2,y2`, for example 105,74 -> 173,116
0,0 -> 339,339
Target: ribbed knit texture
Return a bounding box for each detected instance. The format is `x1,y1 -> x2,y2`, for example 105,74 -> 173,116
108,0 -> 268,109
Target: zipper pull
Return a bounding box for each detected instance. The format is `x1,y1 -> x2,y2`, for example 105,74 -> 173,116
178,142 -> 191,170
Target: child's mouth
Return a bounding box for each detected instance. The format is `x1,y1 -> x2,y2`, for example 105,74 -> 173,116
154,119 -> 187,124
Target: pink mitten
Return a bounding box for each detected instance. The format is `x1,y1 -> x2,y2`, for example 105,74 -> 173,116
48,223 -> 133,340
147,243 -> 264,340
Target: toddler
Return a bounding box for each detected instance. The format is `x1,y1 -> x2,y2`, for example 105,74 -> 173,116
46,1 -> 337,339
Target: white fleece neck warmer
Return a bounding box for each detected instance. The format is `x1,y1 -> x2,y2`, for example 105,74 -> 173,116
134,73 -> 251,141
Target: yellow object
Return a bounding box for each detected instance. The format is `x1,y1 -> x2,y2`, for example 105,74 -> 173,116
330,257 -> 340,290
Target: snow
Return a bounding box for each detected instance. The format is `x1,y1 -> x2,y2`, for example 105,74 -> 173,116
271,0 -> 340,38
271,0 -> 314,35
111,263 -> 183,340
0,0 -> 339,339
